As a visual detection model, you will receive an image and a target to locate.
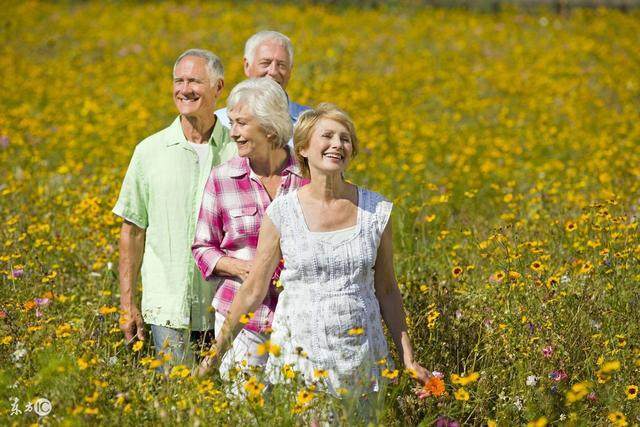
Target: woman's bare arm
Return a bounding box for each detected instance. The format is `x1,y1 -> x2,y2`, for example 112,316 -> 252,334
197,216 -> 282,375
374,221 -> 429,383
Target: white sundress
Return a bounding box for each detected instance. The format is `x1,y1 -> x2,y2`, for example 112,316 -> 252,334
264,186 -> 393,396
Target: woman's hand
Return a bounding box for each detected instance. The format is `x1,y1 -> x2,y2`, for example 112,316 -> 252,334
406,360 -> 431,384
215,257 -> 253,281
230,259 -> 253,281
193,352 -> 220,378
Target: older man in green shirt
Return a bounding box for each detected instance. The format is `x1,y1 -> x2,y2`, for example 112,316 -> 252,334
113,48 -> 236,368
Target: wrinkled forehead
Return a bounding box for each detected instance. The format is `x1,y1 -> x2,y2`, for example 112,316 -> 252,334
174,56 -> 208,77
252,40 -> 290,64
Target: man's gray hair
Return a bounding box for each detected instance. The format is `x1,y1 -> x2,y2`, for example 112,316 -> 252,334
244,31 -> 294,68
173,49 -> 224,85
227,78 -> 292,149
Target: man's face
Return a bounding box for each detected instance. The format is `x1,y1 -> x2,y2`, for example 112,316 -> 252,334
173,56 -> 223,119
244,40 -> 292,90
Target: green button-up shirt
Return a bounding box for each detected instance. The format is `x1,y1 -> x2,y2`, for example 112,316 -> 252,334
113,116 -> 237,330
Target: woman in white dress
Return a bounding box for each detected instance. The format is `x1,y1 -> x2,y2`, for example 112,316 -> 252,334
198,103 -> 428,396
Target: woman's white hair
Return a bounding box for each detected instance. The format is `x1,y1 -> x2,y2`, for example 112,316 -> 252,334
227,77 -> 292,149
244,30 -> 293,68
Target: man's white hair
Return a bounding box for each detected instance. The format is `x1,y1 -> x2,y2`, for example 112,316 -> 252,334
244,31 -> 293,68
227,78 -> 293,149
173,48 -> 224,85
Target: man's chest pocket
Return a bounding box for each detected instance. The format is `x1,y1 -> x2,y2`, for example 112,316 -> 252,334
228,205 -> 260,235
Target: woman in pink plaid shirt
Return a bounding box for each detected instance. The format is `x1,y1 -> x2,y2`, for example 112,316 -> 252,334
192,77 -> 307,378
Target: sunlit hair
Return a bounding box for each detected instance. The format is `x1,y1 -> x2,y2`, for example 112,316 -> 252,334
244,30 -> 293,68
227,78 -> 292,149
173,48 -> 224,86
293,103 -> 359,178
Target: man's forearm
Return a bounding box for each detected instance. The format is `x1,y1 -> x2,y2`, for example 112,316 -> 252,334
118,222 -> 145,309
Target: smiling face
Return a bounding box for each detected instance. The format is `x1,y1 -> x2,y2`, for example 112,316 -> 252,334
300,118 -> 354,176
244,40 -> 292,90
228,103 -> 271,160
173,56 -> 222,120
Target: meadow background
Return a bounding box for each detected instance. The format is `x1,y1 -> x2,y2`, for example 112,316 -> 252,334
1,1 -> 639,425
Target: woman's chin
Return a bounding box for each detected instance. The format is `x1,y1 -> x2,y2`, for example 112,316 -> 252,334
236,145 -> 253,158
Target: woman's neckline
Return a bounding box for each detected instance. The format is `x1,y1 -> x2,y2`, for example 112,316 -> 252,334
294,186 -> 362,242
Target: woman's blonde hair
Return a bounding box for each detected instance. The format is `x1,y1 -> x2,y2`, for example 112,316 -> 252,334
293,103 -> 359,178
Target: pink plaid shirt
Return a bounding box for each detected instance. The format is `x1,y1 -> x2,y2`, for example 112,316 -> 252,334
192,154 -> 308,333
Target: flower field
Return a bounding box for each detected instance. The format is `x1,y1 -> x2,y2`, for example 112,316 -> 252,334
1,1 -> 639,425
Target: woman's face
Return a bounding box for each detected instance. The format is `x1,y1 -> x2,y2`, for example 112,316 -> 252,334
228,103 -> 271,159
301,118 -> 353,176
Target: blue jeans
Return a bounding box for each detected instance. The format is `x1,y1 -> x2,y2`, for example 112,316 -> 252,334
150,325 -> 214,371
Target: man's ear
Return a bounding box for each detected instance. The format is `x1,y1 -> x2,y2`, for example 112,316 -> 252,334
215,79 -> 224,96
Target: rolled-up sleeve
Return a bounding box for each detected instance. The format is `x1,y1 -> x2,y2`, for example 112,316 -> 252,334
112,146 -> 148,229
192,173 -> 225,280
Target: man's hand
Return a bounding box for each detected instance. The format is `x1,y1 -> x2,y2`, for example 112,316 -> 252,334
120,305 -> 145,343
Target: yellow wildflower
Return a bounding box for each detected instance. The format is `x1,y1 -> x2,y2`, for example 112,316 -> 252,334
527,417 -> 547,427
98,306 -> 118,315
313,369 -> 328,379
565,381 -> 591,404
454,388 -> 470,401
607,411 -> 627,427
600,360 -> 621,373
169,365 -> 190,379
452,266 -> 463,277
77,358 -> 89,370
239,312 -> 255,324
451,371 -> 480,386
347,327 -> 364,336
625,385 -> 638,400
256,340 -> 281,357
282,364 -> 296,379
381,369 -> 399,380
84,391 -> 99,403
296,389 -> 315,406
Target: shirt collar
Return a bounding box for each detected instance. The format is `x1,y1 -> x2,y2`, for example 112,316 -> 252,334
165,115 -> 225,147
228,149 -> 303,179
